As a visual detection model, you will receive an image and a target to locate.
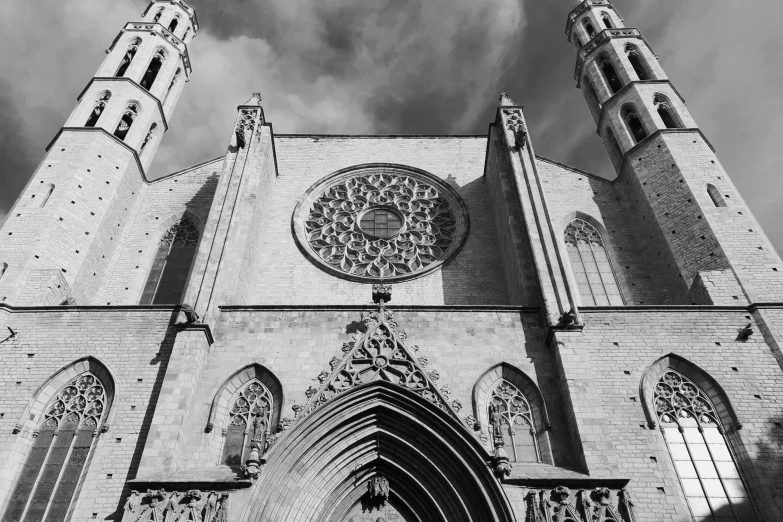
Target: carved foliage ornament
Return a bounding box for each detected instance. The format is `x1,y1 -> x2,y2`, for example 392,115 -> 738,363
295,166 -> 469,282
121,490 -> 229,522
525,486 -> 635,522
503,109 -> 527,149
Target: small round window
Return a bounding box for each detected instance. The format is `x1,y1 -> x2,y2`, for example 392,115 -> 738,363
358,208 -> 404,238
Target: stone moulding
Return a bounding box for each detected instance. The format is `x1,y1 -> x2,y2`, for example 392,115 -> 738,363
292,163 -> 470,283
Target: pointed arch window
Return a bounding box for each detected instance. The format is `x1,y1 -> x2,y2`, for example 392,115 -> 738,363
152,8 -> 163,23
183,27 -> 190,40
598,55 -> 623,94
583,19 -> 596,39
223,380 -> 273,468
0,262 -> 7,282
85,91 -> 110,128
489,380 -> 539,462
141,218 -> 199,305
2,372 -> 108,522
141,123 -> 157,154
655,370 -> 754,521
564,218 -> 622,306
625,45 -> 651,81
115,38 -> 141,77
38,184 -> 55,209
168,16 -> 180,33
140,48 -> 166,90
622,105 -> 648,143
602,13 -> 613,29
165,68 -> 181,104
654,94 -> 682,129
707,184 -> 727,208
114,102 -> 140,141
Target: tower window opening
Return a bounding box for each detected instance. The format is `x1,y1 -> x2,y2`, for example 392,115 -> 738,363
165,68 -> 181,103
85,91 -> 111,128
114,103 -> 140,141
39,184 -> 55,209
654,94 -> 682,129
564,218 -> 623,306
140,49 -> 166,90
115,38 -> 141,77
0,262 -> 7,282
622,105 -> 648,143
625,45 -> 652,81
183,27 -> 190,40
141,123 -> 157,153
168,16 -> 179,33
583,20 -> 596,39
152,8 -> 163,23
707,184 -> 727,207
583,78 -> 601,110
602,14 -> 613,29
598,56 -> 623,94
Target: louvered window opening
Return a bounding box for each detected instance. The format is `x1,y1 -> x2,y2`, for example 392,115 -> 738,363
3,373 -> 106,522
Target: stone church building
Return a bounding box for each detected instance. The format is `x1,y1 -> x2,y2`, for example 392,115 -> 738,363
1,0 -> 782,520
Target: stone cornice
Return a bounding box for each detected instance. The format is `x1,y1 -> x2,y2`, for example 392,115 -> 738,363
76,77 -> 169,132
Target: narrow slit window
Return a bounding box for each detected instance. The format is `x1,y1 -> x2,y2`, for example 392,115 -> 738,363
625,45 -> 651,81
0,262 -> 7,282
140,123 -> 157,153
140,218 -> 199,305
39,184 -> 55,209
655,370 -> 755,521
622,105 -> 648,143
654,94 -> 682,129
707,184 -> 727,208
222,380 -> 273,468
1,372 -> 108,522
115,38 -> 141,78
114,103 -> 140,141
599,56 -> 623,94
564,218 -> 623,306
165,68 -> 181,103
85,92 -> 111,128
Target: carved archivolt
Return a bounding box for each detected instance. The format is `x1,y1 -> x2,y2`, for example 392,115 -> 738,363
293,165 -> 469,282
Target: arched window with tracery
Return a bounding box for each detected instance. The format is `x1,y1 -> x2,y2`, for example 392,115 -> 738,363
564,218 -> 622,306
115,38 -> 141,77
140,48 -> 166,90
2,372 -> 108,522
654,94 -> 682,129
85,91 -> 110,127
598,55 -> 623,94
625,45 -> 651,81
114,102 -> 140,141
655,370 -> 755,521
223,380 -> 273,468
140,218 -> 199,304
489,380 -> 539,462
622,105 -> 648,143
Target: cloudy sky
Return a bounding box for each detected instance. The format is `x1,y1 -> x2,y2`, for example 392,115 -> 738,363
1,0 -> 782,251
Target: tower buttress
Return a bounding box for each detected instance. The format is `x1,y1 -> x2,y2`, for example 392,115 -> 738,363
0,0 -> 198,306
567,0 -> 783,304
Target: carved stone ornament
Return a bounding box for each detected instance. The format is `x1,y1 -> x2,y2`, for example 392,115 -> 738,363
122,489 -> 229,522
298,298 -> 461,424
502,109 -> 527,150
235,109 -> 257,149
293,165 -> 469,282
365,476 -> 390,511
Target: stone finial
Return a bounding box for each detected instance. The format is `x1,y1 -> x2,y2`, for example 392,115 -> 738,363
372,284 -> 392,304
245,92 -> 263,106
499,92 -> 516,106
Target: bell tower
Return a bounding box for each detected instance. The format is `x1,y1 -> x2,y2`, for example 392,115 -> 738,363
567,0 -> 783,304
0,0 -> 198,306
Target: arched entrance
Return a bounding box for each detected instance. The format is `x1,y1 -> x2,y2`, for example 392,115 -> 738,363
240,381 -> 515,522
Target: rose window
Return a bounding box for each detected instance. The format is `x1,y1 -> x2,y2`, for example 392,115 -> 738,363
293,164 -> 469,282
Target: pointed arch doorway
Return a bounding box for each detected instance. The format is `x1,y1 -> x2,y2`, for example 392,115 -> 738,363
240,381 -> 515,522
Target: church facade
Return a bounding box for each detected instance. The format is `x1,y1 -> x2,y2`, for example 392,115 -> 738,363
0,0 -> 782,520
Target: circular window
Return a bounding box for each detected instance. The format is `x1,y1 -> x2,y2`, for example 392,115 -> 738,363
293,164 -> 469,282
358,208 -> 404,238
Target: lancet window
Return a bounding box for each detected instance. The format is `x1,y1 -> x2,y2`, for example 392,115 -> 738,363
168,16 -> 180,33
2,373 -> 107,522
152,8 -> 163,23
114,102 -> 140,141
598,55 -> 623,94
85,91 -> 111,127
141,123 -> 157,153
707,184 -> 727,208
489,380 -> 539,462
564,218 -> 622,306
165,68 -> 181,103
654,94 -> 682,129
622,105 -> 648,143
140,218 -> 199,305
115,38 -> 141,77
583,20 -> 596,39
625,45 -> 651,81
140,48 -> 166,90
602,13 -> 613,29
655,370 -> 755,521
222,380 -> 273,468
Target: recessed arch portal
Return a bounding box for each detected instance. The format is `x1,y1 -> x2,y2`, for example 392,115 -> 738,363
240,381 -> 514,522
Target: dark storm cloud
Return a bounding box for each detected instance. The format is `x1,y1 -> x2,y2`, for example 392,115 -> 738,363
0,0 -> 782,254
